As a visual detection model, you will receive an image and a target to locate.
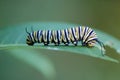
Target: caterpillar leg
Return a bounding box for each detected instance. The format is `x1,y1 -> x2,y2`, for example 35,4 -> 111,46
74,42 -> 78,46
64,42 -> 69,46
54,43 -> 60,46
44,43 -> 48,46
82,42 -> 87,46
72,41 -> 78,46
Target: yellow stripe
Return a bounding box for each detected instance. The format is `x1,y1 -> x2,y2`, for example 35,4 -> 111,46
31,33 -> 34,42
42,30 -> 46,42
39,31 -> 42,42
68,28 -> 74,42
54,30 -> 58,42
61,30 -> 67,42
75,27 -> 79,40
34,31 -> 37,42
59,30 -> 62,42
49,31 -> 52,43
52,30 -> 57,43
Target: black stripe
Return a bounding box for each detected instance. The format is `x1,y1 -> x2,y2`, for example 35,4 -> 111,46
57,30 -> 60,44
83,27 -> 90,42
39,30 -> 43,42
37,30 -> 40,43
64,29 -> 67,42
85,30 -> 94,42
28,33 -> 32,42
59,30 -> 62,43
47,30 -> 49,43
64,29 -> 69,43
78,26 -> 81,41
44,31 -> 46,42
51,30 -> 54,43
71,28 -> 76,41
41,30 -> 44,43
66,29 -> 70,43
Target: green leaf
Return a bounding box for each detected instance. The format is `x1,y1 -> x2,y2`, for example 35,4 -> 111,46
8,48 -> 56,80
0,22 -> 120,63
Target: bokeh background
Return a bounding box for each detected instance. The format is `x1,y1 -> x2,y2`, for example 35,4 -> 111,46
0,0 -> 120,80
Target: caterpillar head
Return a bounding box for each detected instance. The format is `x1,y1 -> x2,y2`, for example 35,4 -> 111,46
26,28 -> 34,46
82,40 -> 96,47
86,39 -> 105,55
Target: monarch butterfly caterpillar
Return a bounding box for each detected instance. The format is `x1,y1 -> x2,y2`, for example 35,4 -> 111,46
26,26 -> 105,55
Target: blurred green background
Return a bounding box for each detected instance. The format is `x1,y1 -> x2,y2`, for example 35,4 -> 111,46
0,0 -> 120,80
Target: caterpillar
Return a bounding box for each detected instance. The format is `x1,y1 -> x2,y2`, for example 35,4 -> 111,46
26,26 -> 105,55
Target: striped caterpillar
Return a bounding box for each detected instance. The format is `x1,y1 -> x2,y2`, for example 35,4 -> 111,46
26,26 -> 105,55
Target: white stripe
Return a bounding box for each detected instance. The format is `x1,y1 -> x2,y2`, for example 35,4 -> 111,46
72,27 -> 76,38
66,29 -> 69,41
30,33 -> 34,42
48,30 -> 51,42
83,27 -> 90,42
39,30 -> 42,42
58,30 -> 60,40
